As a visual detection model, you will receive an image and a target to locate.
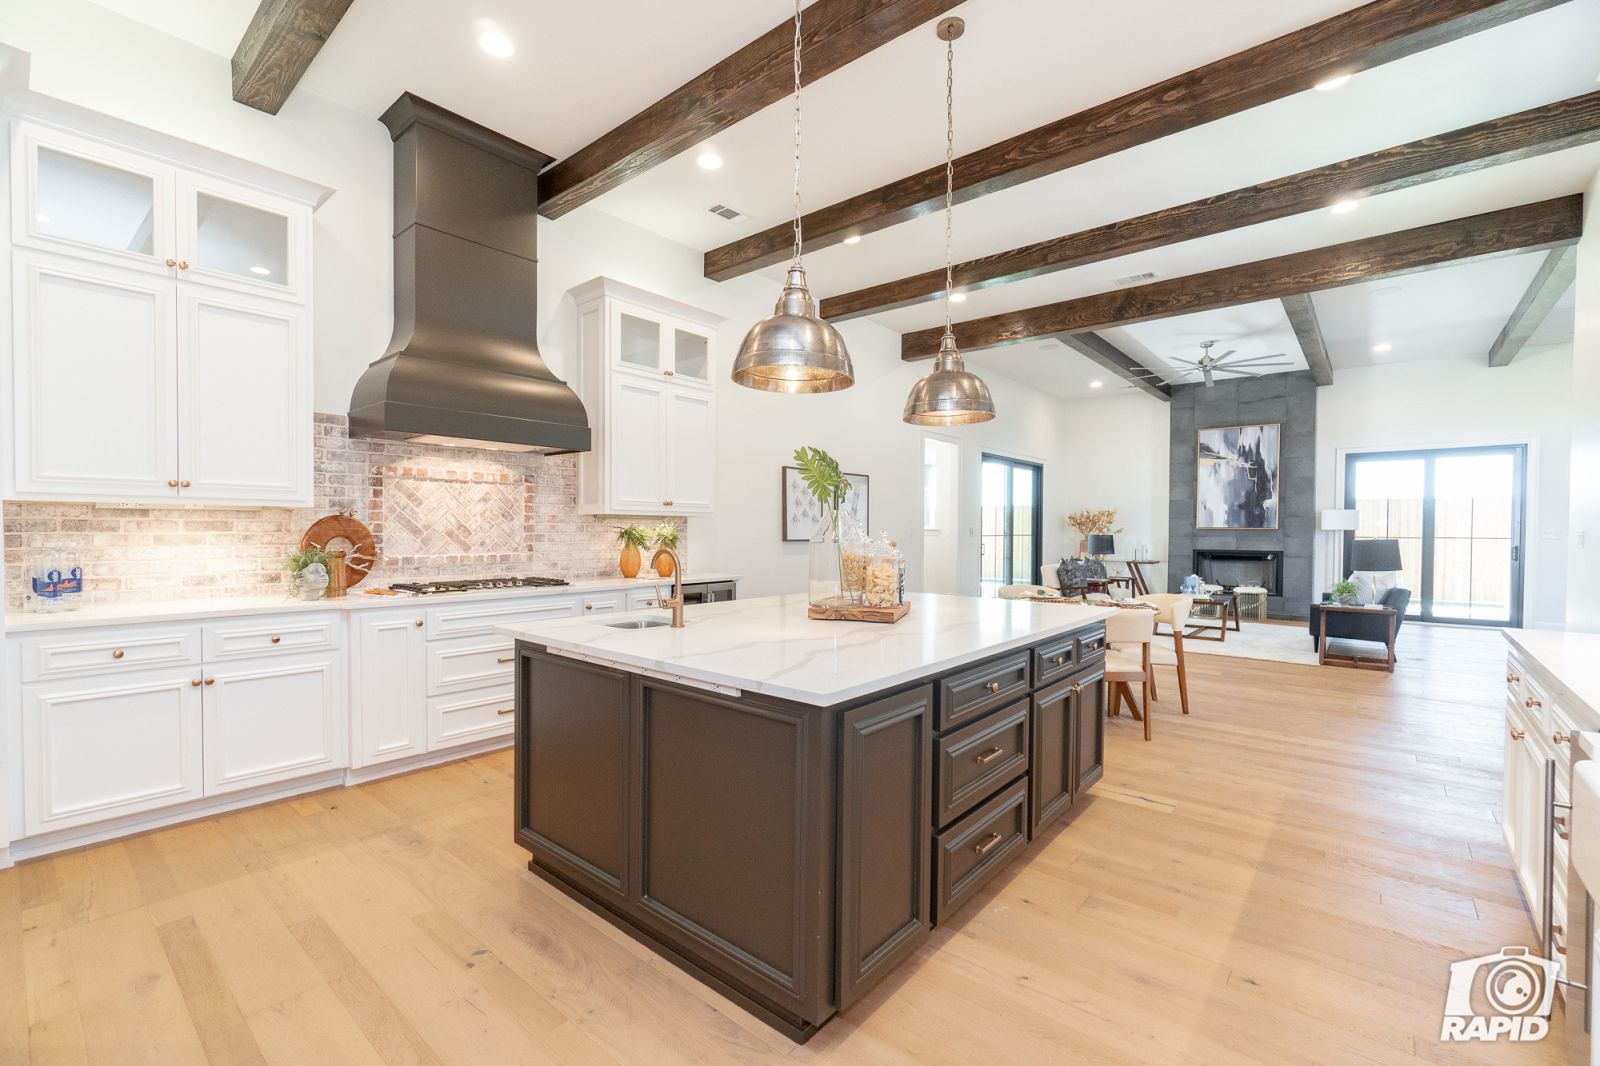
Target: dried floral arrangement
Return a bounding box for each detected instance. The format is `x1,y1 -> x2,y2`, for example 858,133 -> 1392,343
1066,508 -> 1123,537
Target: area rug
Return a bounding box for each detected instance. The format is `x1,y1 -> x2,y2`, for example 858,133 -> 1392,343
1147,620 -> 1326,668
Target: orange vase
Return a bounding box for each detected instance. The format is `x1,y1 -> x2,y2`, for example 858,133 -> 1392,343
653,549 -> 675,578
619,544 -> 641,578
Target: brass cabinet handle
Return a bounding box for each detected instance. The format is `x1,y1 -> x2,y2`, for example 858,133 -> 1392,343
1556,815 -> 1571,840
1071,683 -> 1085,696
973,832 -> 1003,856
270,635 -> 281,644
974,746 -> 1005,766
1555,731 -> 1571,745
1507,672 -> 1520,683
663,369 -> 674,376
1051,655 -> 1067,667
585,604 -> 594,611
180,480 -> 191,488
204,678 -> 214,686
112,648 -> 125,660
167,479 -> 179,488
985,681 -> 1002,694
497,656 -> 514,664
1527,696 -> 1543,709
1510,727 -> 1526,740
497,708 -> 515,716
664,500 -> 674,507
1556,944 -> 1569,955
178,260 -> 190,270
164,258 -> 177,267
1554,923 -> 1565,936
415,620 -> 425,627
190,678 -> 202,687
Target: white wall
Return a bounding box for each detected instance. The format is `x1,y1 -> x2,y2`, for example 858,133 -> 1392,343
921,436 -> 959,594
1042,391 -> 1170,568
1314,345 -> 1574,628
1569,167 -> 1600,631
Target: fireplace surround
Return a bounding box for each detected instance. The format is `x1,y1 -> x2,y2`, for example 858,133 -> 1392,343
1193,549 -> 1284,596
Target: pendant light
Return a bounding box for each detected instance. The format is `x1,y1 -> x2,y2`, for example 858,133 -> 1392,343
903,17 -> 994,426
731,0 -> 855,394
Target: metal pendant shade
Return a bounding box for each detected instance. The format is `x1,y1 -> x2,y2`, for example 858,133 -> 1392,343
731,0 -> 855,394
731,266 -> 854,392
903,17 -> 993,426
903,331 -> 995,425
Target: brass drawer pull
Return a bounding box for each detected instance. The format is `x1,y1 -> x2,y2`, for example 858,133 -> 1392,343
415,620 -> 424,627
497,656 -> 515,664
165,258 -> 177,268
1510,727 -> 1526,740
270,635 -> 282,644
204,678 -> 214,686
1556,944 -> 1568,956
1051,655 -> 1067,667
1527,696 -> 1543,709
497,707 -> 515,716
191,678 -> 202,687
1555,731 -> 1571,745
974,746 -> 1005,766
1556,816 -> 1571,840
985,681 -> 1002,694
973,832 -> 1003,856
1507,672 -> 1520,683
167,479 -> 179,488
111,649 -> 125,660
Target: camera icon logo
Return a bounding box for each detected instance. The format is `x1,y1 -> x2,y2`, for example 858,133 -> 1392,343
1440,945 -> 1557,1042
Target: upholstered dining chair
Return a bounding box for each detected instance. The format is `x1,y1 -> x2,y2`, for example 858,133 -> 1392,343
1103,607 -> 1156,741
1132,593 -> 1193,716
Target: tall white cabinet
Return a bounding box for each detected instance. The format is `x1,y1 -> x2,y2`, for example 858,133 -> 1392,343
571,277 -> 724,517
4,116 -> 323,506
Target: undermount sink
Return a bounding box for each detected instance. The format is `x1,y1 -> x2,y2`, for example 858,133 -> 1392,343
604,618 -> 672,630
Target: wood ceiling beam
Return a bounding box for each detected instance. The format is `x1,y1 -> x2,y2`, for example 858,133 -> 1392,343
1280,295 -> 1335,386
1058,334 -> 1171,402
901,195 -> 1583,360
232,0 -> 355,115
706,0 -> 1573,281
537,0 -> 962,219
1487,246 -> 1577,366
822,91 -> 1600,321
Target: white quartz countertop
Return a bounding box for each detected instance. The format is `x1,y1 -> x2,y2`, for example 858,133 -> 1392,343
3,572 -> 741,633
498,592 -> 1117,707
1504,629 -> 1600,719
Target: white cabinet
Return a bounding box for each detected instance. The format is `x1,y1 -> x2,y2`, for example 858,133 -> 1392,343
352,612 -> 427,768
5,118 -> 319,506
22,670 -> 204,835
1503,699 -> 1548,927
581,591 -> 628,615
203,652 -> 342,795
571,277 -> 724,516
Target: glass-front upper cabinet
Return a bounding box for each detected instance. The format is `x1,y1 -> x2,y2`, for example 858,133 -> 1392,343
15,123 -> 174,270
177,175 -> 307,301
607,301 -> 716,388
672,327 -> 711,384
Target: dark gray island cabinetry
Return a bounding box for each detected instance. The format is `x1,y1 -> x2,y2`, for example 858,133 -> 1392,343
504,593 -> 1113,1041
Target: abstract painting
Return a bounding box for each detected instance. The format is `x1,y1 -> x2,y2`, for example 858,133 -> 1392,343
782,467 -> 869,541
1196,423 -> 1280,530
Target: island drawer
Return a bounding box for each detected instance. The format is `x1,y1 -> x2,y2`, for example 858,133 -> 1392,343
936,700 -> 1028,828
1076,625 -> 1107,664
939,652 -> 1030,731
1033,635 -> 1078,688
934,778 -> 1029,925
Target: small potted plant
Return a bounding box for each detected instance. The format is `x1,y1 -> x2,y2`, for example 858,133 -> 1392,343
283,546 -> 335,600
615,525 -> 650,579
651,523 -> 682,577
1332,579 -> 1360,607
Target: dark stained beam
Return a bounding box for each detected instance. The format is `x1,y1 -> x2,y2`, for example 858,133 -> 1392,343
901,195 -> 1583,359
232,0 -> 355,115
1059,334 -> 1171,402
707,0 -> 1573,280
1487,246 -> 1578,366
537,0 -> 962,219
1281,295 -> 1335,386
823,92 -> 1600,321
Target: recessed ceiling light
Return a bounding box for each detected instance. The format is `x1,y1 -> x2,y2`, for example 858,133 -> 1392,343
1372,341 -> 1392,353
478,29 -> 514,58
1314,73 -> 1352,91
1330,197 -> 1361,215
948,291 -> 967,303
249,265 -> 272,276
1089,380 -> 1104,389
843,234 -> 862,245
696,150 -> 722,170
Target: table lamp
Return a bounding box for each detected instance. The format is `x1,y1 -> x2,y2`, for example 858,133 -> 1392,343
1086,534 -> 1115,560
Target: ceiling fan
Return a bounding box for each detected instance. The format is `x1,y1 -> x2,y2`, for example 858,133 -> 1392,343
1170,340 -> 1293,387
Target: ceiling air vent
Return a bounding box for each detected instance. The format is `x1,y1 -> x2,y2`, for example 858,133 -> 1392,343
707,203 -> 748,224
1115,271 -> 1158,285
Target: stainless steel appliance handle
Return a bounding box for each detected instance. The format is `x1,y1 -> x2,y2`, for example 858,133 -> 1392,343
1544,755 -> 1556,957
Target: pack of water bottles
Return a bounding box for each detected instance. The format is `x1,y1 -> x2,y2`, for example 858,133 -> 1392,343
24,558 -> 86,612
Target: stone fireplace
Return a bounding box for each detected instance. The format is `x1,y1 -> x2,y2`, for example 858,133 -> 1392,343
1194,549 -> 1284,596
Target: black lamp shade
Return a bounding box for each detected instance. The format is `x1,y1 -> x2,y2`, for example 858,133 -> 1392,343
1086,534 -> 1116,556
1350,538 -> 1402,572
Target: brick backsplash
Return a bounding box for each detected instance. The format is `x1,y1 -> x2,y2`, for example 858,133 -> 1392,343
3,414 -> 681,608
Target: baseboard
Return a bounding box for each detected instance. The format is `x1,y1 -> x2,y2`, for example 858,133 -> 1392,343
344,736 -> 511,785
0,846 -> 12,871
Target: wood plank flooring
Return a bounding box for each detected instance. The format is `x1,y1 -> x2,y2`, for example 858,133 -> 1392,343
0,623 -> 1566,1063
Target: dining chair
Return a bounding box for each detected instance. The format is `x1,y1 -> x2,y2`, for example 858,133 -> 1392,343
1103,607 -> 1156,741
1134,593 -> 1193,716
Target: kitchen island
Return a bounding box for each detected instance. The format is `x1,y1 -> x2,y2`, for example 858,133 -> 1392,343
501,592 -> 1116,1040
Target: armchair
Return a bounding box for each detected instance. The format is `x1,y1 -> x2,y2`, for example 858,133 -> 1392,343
1308,587 -> 1412,652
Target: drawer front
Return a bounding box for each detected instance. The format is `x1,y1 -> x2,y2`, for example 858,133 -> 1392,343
939,652 -> 1030,731
581,592 -> 628,616
1075,625 -> 1107,665
626,588 -> 666,610
203,613 -> 339,661
936,700 -> 1028,828
1506,649 -> 1528,706
1032,635 -> 1077,689
426,636 -> 515,696
425,595 -> 580,640
23,624 -> 201,682
1522,671 -> 1553,737
934,778 -> 1029,925
426,687 -> 516,751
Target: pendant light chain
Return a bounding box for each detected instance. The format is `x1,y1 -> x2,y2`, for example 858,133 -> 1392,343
943,29 -> 955,339
791,0 -> 804,268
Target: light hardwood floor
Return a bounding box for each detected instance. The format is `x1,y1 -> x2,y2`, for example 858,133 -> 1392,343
0,623 -> 1566,1064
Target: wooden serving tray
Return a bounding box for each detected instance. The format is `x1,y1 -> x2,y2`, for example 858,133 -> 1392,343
808,602 -> 911,624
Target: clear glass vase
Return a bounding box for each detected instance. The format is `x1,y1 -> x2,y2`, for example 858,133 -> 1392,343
808,505 -> 865,609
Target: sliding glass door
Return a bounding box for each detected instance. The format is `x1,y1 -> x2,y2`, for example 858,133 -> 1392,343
980,455 -> 1042,594
1342,445 -> 1526,626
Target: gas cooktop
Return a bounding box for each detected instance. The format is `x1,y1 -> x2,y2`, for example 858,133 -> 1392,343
387,576 -> 570,596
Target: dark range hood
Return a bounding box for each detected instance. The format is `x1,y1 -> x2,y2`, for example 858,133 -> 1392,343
349,94 -> 590,454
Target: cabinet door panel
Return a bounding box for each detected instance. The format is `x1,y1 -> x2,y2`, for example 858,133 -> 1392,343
665,388 -> 715,514
608,376 -> 667,512
177,287 -> 309,503
353,614 -> 427,767
1072,667 -> 1106,797
203,652 -> 342,795
1030,681 -> 1073,836
11,252 -> 178,499
23,672 -> 203,834
177,174 -> 306,301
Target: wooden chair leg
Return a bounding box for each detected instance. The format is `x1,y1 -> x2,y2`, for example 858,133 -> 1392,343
1140,677 -> 1151,741
1173,632 -> 1190,715
1105,680 -> 1119,716
1123,682 -> 1142,722
1143,643 -> 1154,702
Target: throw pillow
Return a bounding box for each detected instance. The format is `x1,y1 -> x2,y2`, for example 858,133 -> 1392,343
1352,570 -> 1399,605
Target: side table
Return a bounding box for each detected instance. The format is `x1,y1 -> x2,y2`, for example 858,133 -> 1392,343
1317,604 -> 1397,672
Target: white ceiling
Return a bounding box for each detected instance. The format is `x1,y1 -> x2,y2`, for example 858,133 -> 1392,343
87,0 -> 1598,393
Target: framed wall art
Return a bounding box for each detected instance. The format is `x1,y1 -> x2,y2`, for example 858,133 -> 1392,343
1196,423 -> 1280,530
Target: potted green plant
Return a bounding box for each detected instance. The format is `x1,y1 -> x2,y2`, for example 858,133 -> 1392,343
651,523 -> 682,578
615,525 -> 651,578
283,546 -> 336,600
1332,579 -> 1360,607
794,445 -> 860,608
